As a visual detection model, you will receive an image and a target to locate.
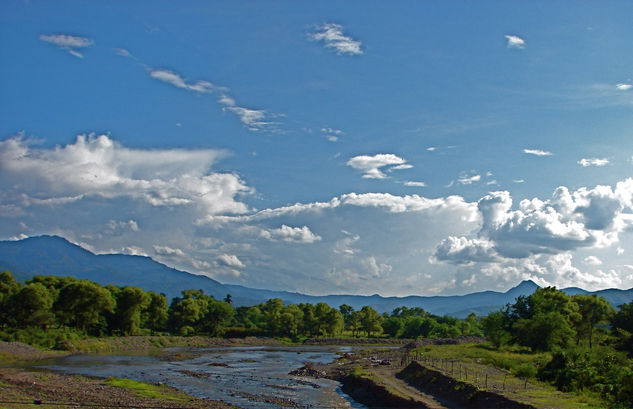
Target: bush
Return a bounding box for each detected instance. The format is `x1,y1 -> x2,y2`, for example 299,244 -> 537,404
512,362 -> 537,378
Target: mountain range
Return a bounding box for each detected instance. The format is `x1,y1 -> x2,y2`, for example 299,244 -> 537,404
1,235 -> 632,318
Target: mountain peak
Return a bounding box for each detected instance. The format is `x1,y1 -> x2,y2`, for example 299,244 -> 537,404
506,279 -> 540,296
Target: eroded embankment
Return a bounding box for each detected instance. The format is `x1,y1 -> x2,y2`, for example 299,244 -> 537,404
341,373 -> 427,408
397,361 -> 536,409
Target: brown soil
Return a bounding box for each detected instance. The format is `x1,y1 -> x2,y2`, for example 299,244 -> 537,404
0,367 -> 237,409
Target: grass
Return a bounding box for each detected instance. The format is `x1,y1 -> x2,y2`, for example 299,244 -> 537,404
409,343 -> 607,409
105,377 -> 190,402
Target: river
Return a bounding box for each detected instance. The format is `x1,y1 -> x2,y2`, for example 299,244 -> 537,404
43,345 -> 368,409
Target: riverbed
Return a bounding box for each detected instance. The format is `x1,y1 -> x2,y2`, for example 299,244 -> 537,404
43,345 -> 368,409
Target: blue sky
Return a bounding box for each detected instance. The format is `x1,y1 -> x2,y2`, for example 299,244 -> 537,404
1,1 -> 633,296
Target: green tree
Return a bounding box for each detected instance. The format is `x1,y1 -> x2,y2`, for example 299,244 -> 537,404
263,298 -> 284,336
510,287 -> 580,351
324,308 -> 344,337
168,290 -> 208,335
314,302 -> 331,336
54,280 -> 115,333
279,304 -> 304,338
200,299 -> 235,336
611,301 -> 633,355
142,292 -> 168,333
0,271 -> 21,327
115,286 -> 151,335
482,311 -> 511,348
359,306 -> 382,337
571,294 -> 615,348
9,282 -> 55,329
381,316 -> 404,338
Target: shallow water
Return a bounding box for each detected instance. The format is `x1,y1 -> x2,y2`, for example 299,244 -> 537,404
44,345 -> 368,409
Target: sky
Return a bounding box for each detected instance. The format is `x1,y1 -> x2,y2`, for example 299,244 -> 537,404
1,1 -> 633,296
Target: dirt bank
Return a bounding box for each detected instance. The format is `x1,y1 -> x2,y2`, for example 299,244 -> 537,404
398,361 -> 536,409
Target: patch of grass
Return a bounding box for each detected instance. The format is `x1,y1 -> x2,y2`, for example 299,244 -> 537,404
409,343 -> 608,409
104,377 -> 188,402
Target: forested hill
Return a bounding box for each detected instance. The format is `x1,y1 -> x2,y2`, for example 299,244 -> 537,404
2,235 -> 632,317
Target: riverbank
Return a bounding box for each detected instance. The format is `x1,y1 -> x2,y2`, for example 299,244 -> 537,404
0,337 -> 249,409
312,340 -> 607,409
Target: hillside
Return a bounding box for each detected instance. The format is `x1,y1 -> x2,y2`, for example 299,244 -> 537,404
1,235 -> 631,317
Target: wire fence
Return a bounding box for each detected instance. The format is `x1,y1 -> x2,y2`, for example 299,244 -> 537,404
374,349 -> 532,394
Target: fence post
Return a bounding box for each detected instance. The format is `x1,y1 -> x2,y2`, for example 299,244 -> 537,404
485,374 -> 488,389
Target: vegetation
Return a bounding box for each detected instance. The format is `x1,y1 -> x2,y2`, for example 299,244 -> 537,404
2,269 -> 633,407
479,286 -> 633,408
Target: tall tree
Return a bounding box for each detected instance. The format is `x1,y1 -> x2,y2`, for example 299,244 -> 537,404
142,291 -> 168,334
359,306 -> 382,337
115,286 -> 151,335
54,280 -> 115,333
571,294 -> 615,348
9,282 -> 55,329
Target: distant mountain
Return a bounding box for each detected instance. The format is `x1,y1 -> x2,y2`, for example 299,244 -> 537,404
1,235 -> 632,317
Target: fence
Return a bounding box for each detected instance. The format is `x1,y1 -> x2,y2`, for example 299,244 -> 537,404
378,349 -> 531,394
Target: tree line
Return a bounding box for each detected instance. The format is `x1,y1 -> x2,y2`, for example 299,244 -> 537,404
0,271 -> 483,342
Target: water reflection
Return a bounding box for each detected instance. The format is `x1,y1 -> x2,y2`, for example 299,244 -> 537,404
44,346 -> 367,409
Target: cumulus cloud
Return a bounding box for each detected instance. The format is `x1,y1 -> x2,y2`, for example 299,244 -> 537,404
39,33 -> 93,58
433,180 -> 633,264
346,154 -> 411,179
106,219 -> 139,235
524,149 -> 553,156
616,83 -> 632,91
153,245 -> 186,258
583,256 -> 603,265
505,35 -> 525,49
150,69 -> 217,93
217,253 -> 245,268
261,225 -> 322,243
309,23 -> 363,55
0,134 -> 251,216
433,236 -> 498,264
578,158 -> 609,167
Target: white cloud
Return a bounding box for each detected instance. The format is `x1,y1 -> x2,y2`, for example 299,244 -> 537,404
583,256 -> 603,265
578,158 -> 609,167
114,48 -> 133,58
433,180 -> 633,264
217,253 -> 245,268
362,256 -> 392,278
150,69 -> 216,93
513,179 -> 525,184
404,181 -> 426,187
457,174 -> 481,185
218,94 -> 279,132
321,127 -> 343,142
106,219 -> 139,234
309,23 -> 363,55
346,154 -> 410,179
39,33 -> 93,58
524,149 -> 553,156
616,83 -> 632,91
433,236 -> 498,264
153,245 -> 186,258
261,225 -> 322,244
121,246 -> 148,256
426,147 -> 436,152
505,35 -> 525,49
0,134 -> 251,216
